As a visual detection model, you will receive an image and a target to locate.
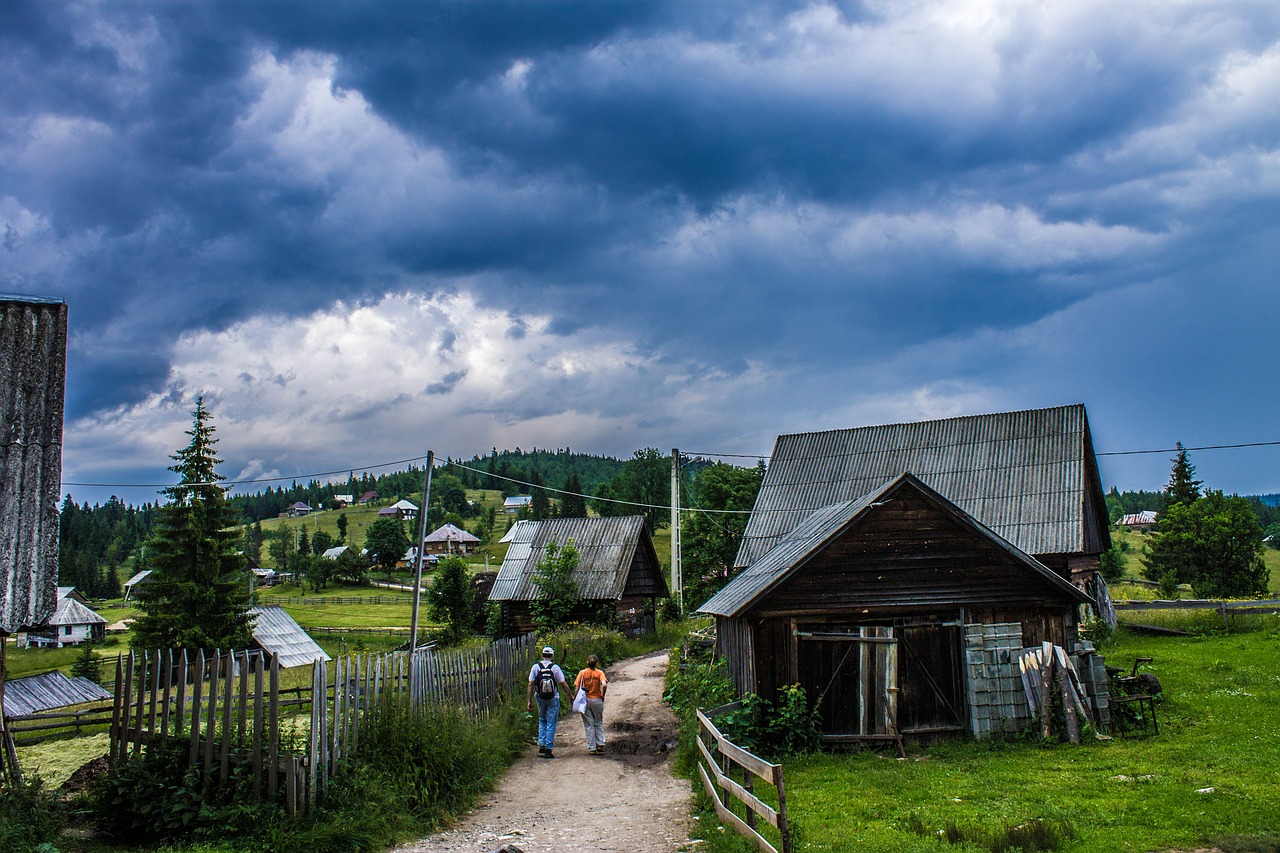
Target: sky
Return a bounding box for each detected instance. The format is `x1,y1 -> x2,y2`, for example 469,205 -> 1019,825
4,0 -> 1280,507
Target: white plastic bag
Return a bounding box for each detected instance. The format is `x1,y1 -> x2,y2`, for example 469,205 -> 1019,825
572,686 -> 587,714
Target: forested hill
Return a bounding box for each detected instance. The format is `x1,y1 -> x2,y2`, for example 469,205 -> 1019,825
228,448 -> 629,524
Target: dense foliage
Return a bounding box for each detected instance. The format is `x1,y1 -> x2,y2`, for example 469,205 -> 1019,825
131,399 -> 253,652
426,556 -> 475,643
591,447 -> 671,532
363,517 -> 410,577
529,539 -> 581,632
57,494 -> 156,598
680,461 -> 765,609
1144,490 -> 1268,597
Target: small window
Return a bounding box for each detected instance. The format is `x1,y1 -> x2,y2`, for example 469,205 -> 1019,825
64,626 -> 73,636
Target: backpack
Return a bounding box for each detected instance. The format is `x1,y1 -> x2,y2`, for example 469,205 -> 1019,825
536,662 -> 557,698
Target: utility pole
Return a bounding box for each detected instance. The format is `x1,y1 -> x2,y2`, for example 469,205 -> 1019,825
671,448 -> 682,606
409,451 -> 434,655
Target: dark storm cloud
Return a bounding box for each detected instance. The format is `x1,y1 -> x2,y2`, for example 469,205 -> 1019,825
5,0 -> 1280,496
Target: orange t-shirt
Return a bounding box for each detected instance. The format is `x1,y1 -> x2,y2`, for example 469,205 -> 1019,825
574,667 -> 608,700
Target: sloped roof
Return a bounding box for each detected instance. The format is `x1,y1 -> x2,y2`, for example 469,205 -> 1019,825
123,569 -> 153,587
504,495 -> 532,507
703,473 -> 1091,618
737,404 -> 1108,567
289,501 -> 311,510
489,516 -> 657,602
1120,510 -> 1159,526
321,545 -> 349,559
2,670 -> 112,718
499,520 -> 535,543
390,499 -> 419,511
48,596 -> 107,626
424,523 -> 480,543
249,605 -> 331,668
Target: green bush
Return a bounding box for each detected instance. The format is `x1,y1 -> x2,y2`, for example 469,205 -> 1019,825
0,774 -> 63,853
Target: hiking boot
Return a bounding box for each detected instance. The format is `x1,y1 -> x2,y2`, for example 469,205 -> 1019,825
538,745 -> 548,756
544,749 -> 555,759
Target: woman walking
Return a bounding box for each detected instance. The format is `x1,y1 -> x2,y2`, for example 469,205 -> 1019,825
574,655 -> 609,754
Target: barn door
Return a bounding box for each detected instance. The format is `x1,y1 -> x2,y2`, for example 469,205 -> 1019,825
897,625 -> 965,734
797,627 -> 898,742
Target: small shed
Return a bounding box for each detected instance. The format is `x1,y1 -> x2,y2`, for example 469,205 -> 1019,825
122,569 -> 153,601
700,473 -> 1091,743
249,605 -> 330,668
423,523 -> 481,555
489,516 -> 668,636
287,501 -> 312,517
358,491 -> 379,504
334,494 -> 354,507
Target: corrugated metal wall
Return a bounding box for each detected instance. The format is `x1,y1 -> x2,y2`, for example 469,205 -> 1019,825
0,295 -> 66,634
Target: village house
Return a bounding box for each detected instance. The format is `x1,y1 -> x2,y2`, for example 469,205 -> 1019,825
334,494 -> 354,508
422,523 -> 481,556
25,589 -> 107,648
699,404 -> 1109,744
358,490 -> 379,505
286,501 -> 312,517
489,516 -> 668,636
378,499 -> 419,520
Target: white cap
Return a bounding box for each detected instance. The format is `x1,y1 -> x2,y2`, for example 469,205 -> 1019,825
541,646 -> 554,657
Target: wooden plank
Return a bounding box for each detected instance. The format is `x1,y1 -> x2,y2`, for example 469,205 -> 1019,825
220,653 -> 233,782
268,654 -> 279,797
237,650 -> 249,742
147,650 -> 160,741
696,710 -> 778,781
715,767 -> 780,828
253,653 -> 263,794
189,650 -> 204,767
110,654 -> 124,763
175,649 -> 188,736
204,651 -> 219,773
699,763 -> 779,853
774,762 -> 791,853
1038,643 -> 1053,740
131,650 -> 145,756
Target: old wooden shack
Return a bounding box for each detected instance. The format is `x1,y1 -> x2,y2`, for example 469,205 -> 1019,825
489,516 -> 668,636
699,404 -> 1108,743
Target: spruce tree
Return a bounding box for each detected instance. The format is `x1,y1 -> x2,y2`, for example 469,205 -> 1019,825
132,399 -> 253,652
1166,442 -> 1203,507
560,471 -> 587,518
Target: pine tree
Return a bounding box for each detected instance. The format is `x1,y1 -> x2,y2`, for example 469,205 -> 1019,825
1166,442 -> 1203,507
560,471 -> 587,518
131,399 -> 253,652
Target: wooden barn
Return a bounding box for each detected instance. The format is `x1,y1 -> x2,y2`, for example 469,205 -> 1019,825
489,516 -> 668,637
699,404 -> 1109,743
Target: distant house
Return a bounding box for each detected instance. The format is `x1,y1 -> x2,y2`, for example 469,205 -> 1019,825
334,494 -> 354,507
56,586 -> 89,606
249,605 -> 331,668
25,591 -> 107,648
503,495 -> 532,515
397,547 -> 440,569
358,491 -> 379,505
423,523 -> 481,556
1118,510 -> 1159,532
700,403 -> 1108,744
490,516 -> 668,636
287,501 -> 312,517
321,545 -> 350,560
378,499 -> 419,521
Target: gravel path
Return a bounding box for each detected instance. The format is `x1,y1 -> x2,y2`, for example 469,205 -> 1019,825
393,649 -> 695,853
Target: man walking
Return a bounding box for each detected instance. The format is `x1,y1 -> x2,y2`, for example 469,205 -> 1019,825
527,646 -> 572,758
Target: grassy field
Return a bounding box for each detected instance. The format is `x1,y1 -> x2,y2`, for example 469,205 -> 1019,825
776,625 -> 1280,852
1108,527 -> 1280,597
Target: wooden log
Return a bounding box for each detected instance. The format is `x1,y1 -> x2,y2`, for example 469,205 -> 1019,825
1039,642 -> 1054,739
1057,664 -> 1080,744
775,762 -> 791,853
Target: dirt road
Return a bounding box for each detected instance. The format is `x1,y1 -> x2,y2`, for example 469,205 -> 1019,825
394,649 -> 694,853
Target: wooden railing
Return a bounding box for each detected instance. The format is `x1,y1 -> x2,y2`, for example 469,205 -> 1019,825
8,702 -> 115,745
696,703 -> 792,853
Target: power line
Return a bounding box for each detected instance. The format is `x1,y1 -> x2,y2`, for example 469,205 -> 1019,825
1097,440 -> 1280,457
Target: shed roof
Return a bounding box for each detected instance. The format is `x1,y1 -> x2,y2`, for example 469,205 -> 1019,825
703,473 -> 1091,618
424,523 -> 480,544
489,516 -> 661,602
504,495 -> 532,507
48,596 -> 107,626
2,670 -> 112,718
737,403 -> 1108,568
249,605 -> 331,668
390,499 -> 419,511
1120,510 -> 1159,526
123,569 -> 153,587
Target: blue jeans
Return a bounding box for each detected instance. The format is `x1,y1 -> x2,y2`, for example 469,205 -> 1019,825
535,695 -> 561,748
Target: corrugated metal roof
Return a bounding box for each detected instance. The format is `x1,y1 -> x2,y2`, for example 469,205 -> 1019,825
249,605 -> 331,668
48,596 -> 106,626
489,516 -> 652,602
737,404 -> 1105,567
3,670 -> 113,718
0,297 -> 66,633
1120,511 -> 1158,526
123,569 -> 153,587
703,473 -> 1090,617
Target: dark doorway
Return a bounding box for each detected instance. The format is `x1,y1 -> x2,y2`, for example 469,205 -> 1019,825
897,624 -> 965,734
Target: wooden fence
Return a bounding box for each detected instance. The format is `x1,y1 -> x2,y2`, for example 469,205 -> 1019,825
8,702 -> 115,745
110,633 -> 536,815
696,703 -> 791,853
1114,598 -> 1280,630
